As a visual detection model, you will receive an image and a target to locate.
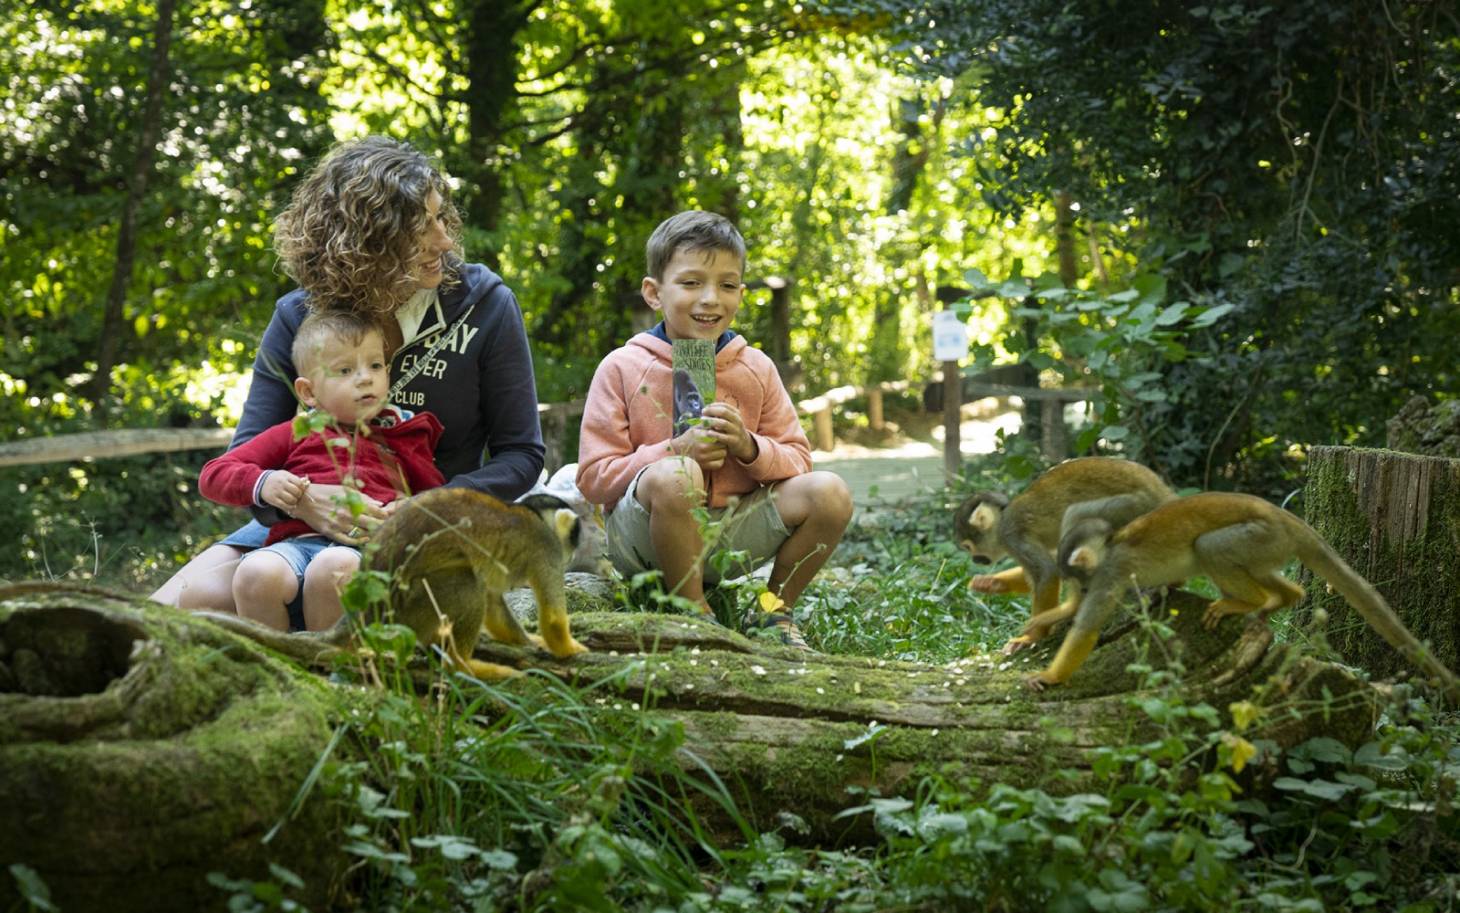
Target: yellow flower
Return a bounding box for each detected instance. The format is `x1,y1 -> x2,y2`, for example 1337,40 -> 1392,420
1228,700 -> 1262,733
1222,732 -> 1257,774
758,590 -> 785,613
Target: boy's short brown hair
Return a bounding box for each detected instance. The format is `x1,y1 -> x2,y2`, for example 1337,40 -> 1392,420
292,311 -> 384,376
645,210 -> 746,280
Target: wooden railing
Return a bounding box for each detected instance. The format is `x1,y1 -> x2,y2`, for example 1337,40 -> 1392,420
0,428 -> 233,468
0,402 -> 588,474
794,380 -> 914,453
0,378 -> 1091,477
793,372 -> 1095,476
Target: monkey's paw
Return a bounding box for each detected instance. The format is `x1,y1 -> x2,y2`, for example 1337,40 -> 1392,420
1202,599 -> 1251,630
1001,635 -> 1038,655
1024,672 -> 1060,691
969,575 -> 1009,594
544,635 -> 589,658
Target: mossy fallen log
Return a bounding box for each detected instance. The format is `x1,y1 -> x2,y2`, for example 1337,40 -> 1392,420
2,579 -> 1384,882
0,583 -> 347,913
478,588 -> 1382,840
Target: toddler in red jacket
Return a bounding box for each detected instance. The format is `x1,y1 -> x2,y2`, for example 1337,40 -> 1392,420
200,311 -> 445,631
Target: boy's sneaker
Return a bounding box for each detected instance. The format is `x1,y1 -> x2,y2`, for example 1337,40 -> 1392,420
745,612 -> 814,652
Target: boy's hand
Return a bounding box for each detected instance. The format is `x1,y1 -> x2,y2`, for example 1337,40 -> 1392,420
701,402 -> 757,463
261,471 -> 310,514
670,425 -> 728,472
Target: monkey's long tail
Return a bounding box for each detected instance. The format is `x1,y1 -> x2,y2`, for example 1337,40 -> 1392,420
1294,525 -> 1460,706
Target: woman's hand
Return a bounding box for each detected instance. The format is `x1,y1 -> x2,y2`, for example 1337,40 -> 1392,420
291,482 -> 387,544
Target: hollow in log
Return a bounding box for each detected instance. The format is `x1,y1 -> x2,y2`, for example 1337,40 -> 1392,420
0,584 -> 346,913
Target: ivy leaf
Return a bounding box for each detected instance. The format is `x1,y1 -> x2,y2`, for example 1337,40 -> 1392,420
412,834 -> 482,861
1295,737 -> 1352,765
7,865 -> 56,912
998,279 -> 1031,298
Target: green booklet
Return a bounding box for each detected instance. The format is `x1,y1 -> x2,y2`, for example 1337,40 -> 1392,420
671,338 -> 716,436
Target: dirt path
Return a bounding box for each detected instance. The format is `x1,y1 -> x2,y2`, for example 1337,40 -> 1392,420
812,406 -> 1021,506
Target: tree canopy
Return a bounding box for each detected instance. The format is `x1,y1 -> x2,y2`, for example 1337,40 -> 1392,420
3,0 -> 1458,488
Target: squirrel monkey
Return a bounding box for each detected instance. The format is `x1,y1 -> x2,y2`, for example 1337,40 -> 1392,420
1032,491 -> 1460,703
201,489 -> 589,681
955,457 -> 1174,653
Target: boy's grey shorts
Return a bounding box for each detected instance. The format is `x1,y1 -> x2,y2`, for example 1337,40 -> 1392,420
605,470 -> 791,584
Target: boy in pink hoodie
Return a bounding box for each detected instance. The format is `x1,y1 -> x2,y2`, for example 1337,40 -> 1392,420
577,211 -> 853,648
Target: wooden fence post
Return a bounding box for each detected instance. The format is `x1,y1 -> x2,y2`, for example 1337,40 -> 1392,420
942,367 -> 960,480
1040,399 -> 1068,461
867,387 -> 884,432
764,277 -> 791,370
537,400 -> 586,476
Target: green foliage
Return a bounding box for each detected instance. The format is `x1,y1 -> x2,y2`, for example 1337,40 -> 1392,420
1,0 -> 332,427
961,265 -> 1235,469
877,0 -> 1460,491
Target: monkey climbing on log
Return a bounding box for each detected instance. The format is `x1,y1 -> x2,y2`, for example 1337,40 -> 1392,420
954,457 -> 1175,655
1032,491 -> 1460,704
199,489 -> 589,680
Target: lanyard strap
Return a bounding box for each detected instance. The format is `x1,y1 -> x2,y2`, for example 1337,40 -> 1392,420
388,303 -> 475,402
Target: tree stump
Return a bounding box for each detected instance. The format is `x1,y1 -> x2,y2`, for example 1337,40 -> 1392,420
1302,446 -> 1460,680
0,584 -> 347,913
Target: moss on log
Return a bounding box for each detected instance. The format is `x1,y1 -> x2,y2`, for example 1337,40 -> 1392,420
476,589 -> 1379,841
1302,446 -> 1460,679
0,583 -> 347,913
2,577 -> 1382,879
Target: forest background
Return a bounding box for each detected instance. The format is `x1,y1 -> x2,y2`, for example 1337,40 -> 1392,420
5,3 -> 1460,910
2,0 -> 1458,586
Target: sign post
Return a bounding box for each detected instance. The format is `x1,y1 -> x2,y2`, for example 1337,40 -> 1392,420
932,309 -> 969,482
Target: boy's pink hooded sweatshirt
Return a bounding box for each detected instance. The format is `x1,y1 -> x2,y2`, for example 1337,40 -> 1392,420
577,334 -> 812,509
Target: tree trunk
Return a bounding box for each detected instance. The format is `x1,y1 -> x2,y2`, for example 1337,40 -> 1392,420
498,589 -> 1377,841
3,582 -> 1379,862
0,584 -> 345,913
89,0 -> 177,417
1300,445 -> 1460,679
459,0 -> 531,267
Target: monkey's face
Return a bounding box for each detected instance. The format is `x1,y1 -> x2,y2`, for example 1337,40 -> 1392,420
954,494 -> 1007,564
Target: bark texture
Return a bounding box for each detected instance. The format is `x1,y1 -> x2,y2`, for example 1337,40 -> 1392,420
2,579 -> 1381,873
0,584 -> 345,913
1302,445 -> 1460,680
488,589 -> 1379,839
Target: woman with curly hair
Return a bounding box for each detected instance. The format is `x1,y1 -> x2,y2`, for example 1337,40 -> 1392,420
151,136 -> 544,618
